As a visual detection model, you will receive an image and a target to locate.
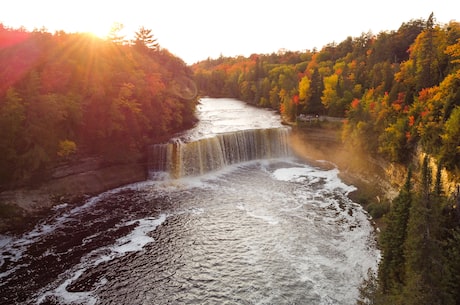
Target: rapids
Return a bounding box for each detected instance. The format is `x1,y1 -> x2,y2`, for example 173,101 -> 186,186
0,98 -> 380,305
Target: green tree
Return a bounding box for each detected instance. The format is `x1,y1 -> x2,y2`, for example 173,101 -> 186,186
379,117 -> 409,162
412,13 -> 447,91
403,156 -> 444,305
440,106 -> 460,171
378,169 -> 412,298
0,88 -> 25,184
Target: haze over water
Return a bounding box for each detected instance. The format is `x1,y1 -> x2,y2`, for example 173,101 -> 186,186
0,98 -> 380,305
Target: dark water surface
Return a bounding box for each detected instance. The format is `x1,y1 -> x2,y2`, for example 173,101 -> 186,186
1,160 -> 379,305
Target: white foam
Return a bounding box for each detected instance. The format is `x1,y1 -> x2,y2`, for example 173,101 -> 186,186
36,214 -> 167,305
90,214 -> 167,266
0,182 -> 160,281
37,269 -> 98,305
111,216 -> 164,255
271,164 -> 356,194
0,222 -> 62,282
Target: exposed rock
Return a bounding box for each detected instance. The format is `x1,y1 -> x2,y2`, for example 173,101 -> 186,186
0,161 -> 147,233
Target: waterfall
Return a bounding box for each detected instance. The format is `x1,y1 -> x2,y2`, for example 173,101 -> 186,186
149,127 -> 291,179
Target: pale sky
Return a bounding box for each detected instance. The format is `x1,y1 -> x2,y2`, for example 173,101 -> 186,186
1,0 -> 457,64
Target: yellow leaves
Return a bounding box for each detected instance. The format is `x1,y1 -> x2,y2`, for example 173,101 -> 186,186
333,60 -> 346,75
395,59 -> 415,85
324,73 -> 338,87
321,74 -> 339,109
278,88 -> 287,99
298,76 -> 311,101
445,37 -> 460,64
57,140 -> 77,158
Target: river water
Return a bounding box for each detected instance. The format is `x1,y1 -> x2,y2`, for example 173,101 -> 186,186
0,98 -> 380,305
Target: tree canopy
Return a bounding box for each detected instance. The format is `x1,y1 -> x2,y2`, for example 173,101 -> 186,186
192,16 -> 460,173
0,25 -> 198,187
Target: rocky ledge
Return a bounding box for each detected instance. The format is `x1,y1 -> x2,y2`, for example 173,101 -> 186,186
0,159 -> 147,234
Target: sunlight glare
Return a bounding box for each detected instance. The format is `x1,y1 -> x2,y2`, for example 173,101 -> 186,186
82,20 -> 113,39
72,18 -> 113,39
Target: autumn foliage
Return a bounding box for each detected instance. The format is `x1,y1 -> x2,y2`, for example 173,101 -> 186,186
192,16 -> 460,173
0,24 -> 198,187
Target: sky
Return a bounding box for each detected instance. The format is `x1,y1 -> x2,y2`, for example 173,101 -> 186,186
1,0 -> 458,64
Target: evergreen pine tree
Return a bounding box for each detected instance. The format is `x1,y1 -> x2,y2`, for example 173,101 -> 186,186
378,168 -> 412,297
402,156 -> 444,305
307,67 -> 325,115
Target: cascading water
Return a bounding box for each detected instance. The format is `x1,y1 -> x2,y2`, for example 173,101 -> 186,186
149,127 -> 291,178
0,98 -> 380,305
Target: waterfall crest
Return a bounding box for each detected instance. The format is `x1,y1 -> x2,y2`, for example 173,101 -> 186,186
149,127 -> 291,179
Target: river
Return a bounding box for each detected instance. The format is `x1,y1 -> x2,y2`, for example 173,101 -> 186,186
0,98 -> 379,305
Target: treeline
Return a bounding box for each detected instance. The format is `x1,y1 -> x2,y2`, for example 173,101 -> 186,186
360,158 -> 460,305
192,14 -> 460,173
0,24 -> 198,188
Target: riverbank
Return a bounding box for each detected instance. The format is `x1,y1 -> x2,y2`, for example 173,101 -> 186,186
0,159 -> 147,234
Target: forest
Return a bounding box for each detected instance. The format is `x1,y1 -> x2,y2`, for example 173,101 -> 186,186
192,14 -> 460,304
0,24 -> 198,188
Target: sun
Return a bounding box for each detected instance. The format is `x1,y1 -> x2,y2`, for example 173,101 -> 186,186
81,21 -> 114,39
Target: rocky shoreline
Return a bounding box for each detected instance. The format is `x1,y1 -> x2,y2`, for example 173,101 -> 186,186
0,159 -> 147,234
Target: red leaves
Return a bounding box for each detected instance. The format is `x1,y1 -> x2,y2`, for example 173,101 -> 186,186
292,94 -> 299,105
351,98 -> 360,109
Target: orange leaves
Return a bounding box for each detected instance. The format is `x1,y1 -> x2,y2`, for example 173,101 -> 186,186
417,87 -> 433,103
279,103 -> 286,114
420,108 -> 430,118
391,92 -> 406,112
408,115 -> 415,127
146,73 -> 166,96
392,103 -> 402,112
292,94 -> 299,105
351,98 -> 360,109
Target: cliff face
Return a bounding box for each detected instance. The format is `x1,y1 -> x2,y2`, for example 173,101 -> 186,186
415,148 -> 459,195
